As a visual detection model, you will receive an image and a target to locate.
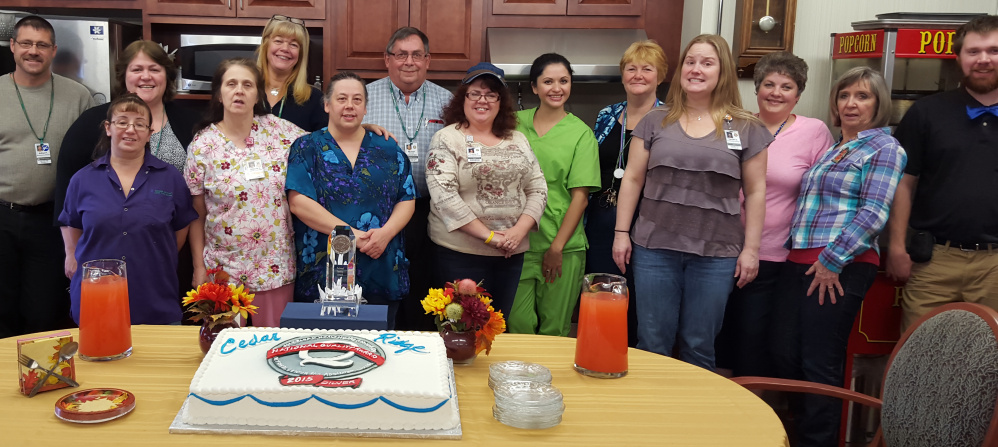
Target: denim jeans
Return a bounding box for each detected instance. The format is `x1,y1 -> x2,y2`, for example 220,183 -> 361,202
771,260 -> 877,447
631,244 -> 737,371
433,245 -> 524,320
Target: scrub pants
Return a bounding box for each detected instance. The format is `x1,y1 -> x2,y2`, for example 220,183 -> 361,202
509,250 -> 586,336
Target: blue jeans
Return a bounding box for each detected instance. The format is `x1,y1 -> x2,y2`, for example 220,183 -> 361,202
771,260 -> 877,447
631,244 -> 737,371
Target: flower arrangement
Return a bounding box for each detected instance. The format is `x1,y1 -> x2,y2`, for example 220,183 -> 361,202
421,279 -> 506,355
182,267 -> 258,329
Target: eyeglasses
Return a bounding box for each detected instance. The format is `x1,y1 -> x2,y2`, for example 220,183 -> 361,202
465,91 -> 500,103
269,15 -> 306,29
388,52 -> 428,62
12,40 -> 54,51
109,120 -> 151,132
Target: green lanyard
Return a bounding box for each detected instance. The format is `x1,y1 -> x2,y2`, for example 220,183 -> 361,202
276,95 -> 286,118
12,73 -> 54,144
389,82 -> 426,143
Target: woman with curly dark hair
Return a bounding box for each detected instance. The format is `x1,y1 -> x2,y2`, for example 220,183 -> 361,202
425,62 -> 547,318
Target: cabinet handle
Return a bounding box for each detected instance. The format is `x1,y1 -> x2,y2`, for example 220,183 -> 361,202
239,0 -> 243,9
227,0 -> 231,9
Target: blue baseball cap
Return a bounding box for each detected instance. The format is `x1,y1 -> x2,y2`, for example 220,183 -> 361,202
463,62 -> 506,85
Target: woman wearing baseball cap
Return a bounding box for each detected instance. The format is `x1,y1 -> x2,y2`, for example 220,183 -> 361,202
425,62 -> 547,319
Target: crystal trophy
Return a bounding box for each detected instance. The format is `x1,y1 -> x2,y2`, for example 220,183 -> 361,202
317,226 -> 363,316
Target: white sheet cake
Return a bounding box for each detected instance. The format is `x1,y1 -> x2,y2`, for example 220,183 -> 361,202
183,327 -> 459,431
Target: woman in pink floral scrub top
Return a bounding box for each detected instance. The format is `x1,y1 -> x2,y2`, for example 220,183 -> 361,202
184,58 -> 306,327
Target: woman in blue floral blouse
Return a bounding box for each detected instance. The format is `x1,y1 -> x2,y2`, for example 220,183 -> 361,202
286,72 -> 416,327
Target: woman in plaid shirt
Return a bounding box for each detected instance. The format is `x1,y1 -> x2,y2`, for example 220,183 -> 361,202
771,66 -> 907,447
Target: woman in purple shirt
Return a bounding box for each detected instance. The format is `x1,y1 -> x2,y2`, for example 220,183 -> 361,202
60,93 -> 198,325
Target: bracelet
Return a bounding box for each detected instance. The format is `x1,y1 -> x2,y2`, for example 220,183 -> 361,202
484,231 -> 495,245
614,229 -> 629,233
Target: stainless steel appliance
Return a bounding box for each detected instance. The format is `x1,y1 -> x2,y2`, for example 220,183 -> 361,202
178,34 -> 261,92
0,13 -> 140,104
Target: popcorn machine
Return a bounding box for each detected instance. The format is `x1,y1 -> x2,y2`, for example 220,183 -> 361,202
830,12 -> 985,124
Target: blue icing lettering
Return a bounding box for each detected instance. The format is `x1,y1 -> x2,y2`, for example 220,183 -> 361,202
373,333 -> 428,354
219,332 -> 281,355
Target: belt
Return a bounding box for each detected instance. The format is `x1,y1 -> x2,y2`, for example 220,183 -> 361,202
0,199 -> 52,214
939,240 -> 998,251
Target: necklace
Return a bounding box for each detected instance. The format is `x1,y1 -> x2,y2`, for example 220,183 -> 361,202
269,88 -> 280,96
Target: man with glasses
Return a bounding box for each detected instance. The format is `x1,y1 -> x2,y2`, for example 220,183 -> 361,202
0,15 -> 94,337
365,27 -> 452,330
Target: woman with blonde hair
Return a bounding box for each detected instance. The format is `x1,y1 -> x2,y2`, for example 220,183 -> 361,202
257,14 -> 326,131
589,39 -> 668,347
612,34 -> 770,370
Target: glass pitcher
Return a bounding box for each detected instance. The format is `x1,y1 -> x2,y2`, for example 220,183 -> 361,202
574,273 -> 628,378
79,259 -> 132,361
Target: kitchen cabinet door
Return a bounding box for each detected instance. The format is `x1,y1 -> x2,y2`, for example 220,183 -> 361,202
145,0 -> 235,17
333,0 -> 409,71
493,0 -> 566,15
410,0 -> 484,72
567,0 -> 644,16
238,0 -> 326,20
145,0 -> 324,19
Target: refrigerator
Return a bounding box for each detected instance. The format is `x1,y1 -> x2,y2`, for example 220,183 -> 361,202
0,12 -> 141,105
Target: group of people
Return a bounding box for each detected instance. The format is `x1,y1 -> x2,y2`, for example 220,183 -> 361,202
3,12 -> 998,447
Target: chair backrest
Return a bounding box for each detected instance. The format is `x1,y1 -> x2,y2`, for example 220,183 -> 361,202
880,303 -> 998,447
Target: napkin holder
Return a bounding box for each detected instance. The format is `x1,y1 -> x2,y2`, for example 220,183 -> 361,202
17,331 -> 76,396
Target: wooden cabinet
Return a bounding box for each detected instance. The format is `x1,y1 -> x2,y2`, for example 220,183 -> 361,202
331,0 -> 483,78
492,0 -> 644,16
145,0 -> 325,20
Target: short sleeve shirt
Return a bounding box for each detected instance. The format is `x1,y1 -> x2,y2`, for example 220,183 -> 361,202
515,108 -> 601,254
285,129 -> 417,303
184,115 -> 306,291
631,109 -> 771,257
60,154 -> 197,325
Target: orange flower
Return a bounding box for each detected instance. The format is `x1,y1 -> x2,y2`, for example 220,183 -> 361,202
475,309 -> 506,355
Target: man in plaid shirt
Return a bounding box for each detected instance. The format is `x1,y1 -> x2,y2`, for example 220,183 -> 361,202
363,27 -> 453,330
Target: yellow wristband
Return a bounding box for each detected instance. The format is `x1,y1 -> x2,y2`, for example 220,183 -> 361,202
484,231 -> 495,245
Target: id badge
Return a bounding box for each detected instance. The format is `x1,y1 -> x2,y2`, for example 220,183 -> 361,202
724,130 -> 742,150
35,143 -> 51,165
467,145 -> 483,163
244,158 -> 265,180
404,142 -> 419,163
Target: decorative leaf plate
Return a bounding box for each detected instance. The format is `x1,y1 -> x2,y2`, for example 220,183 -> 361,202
55,388 -> 136,423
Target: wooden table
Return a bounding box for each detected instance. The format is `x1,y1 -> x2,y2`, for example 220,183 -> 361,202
1,327 -> 788,446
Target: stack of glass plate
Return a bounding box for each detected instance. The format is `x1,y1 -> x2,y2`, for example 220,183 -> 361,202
488,361 -> 552,389
492,380 -> 564,429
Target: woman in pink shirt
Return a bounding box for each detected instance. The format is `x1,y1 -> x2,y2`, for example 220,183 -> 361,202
716,52 -> 834,377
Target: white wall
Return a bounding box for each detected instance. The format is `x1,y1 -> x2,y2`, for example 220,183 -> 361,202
683,0 -> 998,130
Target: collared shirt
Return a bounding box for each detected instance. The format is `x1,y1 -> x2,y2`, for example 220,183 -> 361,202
788,127 -> 907,273
894,88 -> 998,242
59,153 -> 198,325
184,114 -> 306,291
364,77 -> 452,197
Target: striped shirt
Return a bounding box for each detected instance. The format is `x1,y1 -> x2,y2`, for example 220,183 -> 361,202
363,77 -> 453,197
788,127 -> 907,273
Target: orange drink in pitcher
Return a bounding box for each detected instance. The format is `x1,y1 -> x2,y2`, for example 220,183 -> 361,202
574,273 -> 628,378
79,259 -> 132,361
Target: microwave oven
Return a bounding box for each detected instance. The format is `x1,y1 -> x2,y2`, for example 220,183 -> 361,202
178,34 -> 261,92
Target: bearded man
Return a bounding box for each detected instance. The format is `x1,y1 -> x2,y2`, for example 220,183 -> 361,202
887,14 -> 998,330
